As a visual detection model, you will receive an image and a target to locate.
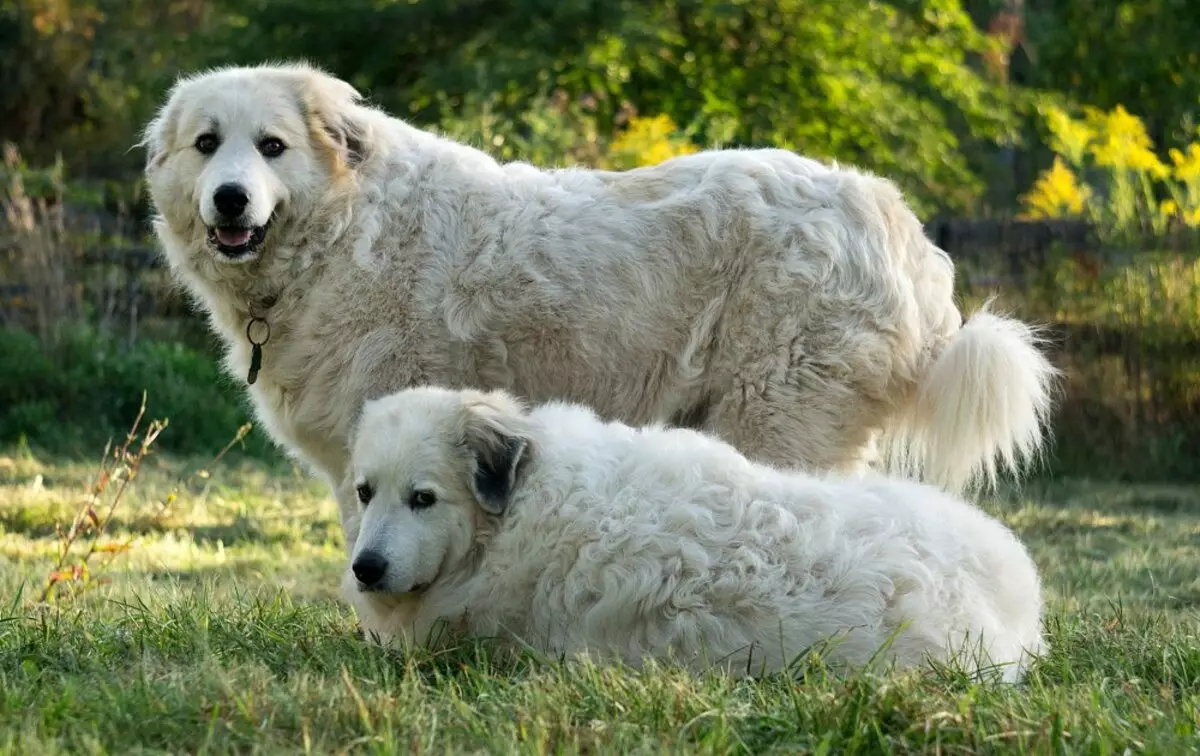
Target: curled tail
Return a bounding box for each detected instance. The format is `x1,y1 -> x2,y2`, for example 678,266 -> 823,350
881,305 -> 1059,495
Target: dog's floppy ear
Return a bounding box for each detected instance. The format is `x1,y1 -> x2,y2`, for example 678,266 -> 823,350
294,67 -> 370,173
459,391 -> 531,516
140,93 -> 180,171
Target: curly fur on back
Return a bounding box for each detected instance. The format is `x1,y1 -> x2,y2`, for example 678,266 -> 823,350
344,387 -> 1047,681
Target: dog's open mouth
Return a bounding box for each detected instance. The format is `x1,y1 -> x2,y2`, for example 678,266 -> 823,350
207,222 -> 269,259
356,581 -> 430,596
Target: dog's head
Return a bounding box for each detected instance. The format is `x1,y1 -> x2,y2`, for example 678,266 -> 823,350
142,62 -> 369,268
344,387 -> 532,598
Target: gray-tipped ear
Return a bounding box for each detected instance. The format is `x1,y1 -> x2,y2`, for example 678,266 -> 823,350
460,392 -> 531,516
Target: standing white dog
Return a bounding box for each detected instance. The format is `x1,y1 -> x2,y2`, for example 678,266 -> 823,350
141,62 -> 1057,546
343,386 -> 1047,681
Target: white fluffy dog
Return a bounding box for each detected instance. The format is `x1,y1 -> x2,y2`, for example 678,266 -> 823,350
142,62 -> 1057,546
343,386 -> 1047,682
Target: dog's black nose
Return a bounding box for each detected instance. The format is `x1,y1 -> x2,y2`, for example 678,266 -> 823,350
352,552 -> 389,588
213,183 -> 249,218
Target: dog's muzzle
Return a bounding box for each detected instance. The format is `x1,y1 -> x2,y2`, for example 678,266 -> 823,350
207,182 -> 272,259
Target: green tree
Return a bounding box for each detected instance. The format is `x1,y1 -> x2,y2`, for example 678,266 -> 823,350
0,0 -> 227,183
220,0 -> 1024,216
1020,0 -> 1200,149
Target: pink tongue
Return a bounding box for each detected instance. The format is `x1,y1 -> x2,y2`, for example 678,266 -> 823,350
217,228 -> 252,246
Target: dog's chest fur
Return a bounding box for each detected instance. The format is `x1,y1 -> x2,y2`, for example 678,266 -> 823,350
225,274 -> 446,488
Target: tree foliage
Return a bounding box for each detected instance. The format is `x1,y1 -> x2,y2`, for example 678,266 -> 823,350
1,0 -> 1192,219
0,0 -> 229,183
1020,0 -> 1200,148
215,0 -> 1022,215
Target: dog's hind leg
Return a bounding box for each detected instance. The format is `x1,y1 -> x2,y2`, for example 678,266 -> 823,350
703,357 -> 893,478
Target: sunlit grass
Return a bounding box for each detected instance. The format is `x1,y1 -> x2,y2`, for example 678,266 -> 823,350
0,448 -> 344,606
1,448 -> 1198,753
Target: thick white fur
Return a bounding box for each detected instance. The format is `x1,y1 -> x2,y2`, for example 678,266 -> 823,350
344,386 -> 1047,681
882,308 -> 1058,491
142,62 -> 1057,547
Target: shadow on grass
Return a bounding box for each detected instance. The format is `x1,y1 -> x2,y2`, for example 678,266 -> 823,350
991,482 -> 1200,616
1004,479 -> 1200,514
0,511 -> 340,548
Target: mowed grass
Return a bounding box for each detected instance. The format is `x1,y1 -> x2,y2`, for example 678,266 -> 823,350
1,448 -> 1199,755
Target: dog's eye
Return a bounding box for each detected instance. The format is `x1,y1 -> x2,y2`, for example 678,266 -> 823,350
195,134 -> 219,155
356,482 -> 374,505
258,137 -> 286,158
410,490 -> 437,510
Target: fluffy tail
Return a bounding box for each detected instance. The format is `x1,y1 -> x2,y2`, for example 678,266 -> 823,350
881,305 -> 1059,495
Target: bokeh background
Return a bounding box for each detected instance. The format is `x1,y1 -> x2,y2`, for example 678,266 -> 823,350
3,0 -> 1199,480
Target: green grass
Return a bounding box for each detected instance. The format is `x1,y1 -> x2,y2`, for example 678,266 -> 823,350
1,449 -> 1198,754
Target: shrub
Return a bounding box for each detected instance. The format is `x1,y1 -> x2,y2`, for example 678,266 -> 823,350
604,114 -> 698,170
1021,104 -> 1200,240
0,324 -> 276,460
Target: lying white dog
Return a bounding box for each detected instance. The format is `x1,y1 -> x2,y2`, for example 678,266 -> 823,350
142,62 -> 1056,547
342,386 -> 1047,681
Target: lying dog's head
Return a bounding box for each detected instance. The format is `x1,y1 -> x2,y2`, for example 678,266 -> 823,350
142,62 -> 369,269
345,387 -> 532,598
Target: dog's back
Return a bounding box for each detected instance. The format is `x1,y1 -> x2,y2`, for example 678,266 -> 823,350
469,401 -> 1045,679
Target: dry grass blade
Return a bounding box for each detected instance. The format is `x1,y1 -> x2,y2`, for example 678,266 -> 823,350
34,397 -> 256,605
37,391 -> 166,604
152,422 -> 253,524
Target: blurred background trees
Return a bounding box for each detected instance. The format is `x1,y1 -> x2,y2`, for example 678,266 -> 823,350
3,0 -> 1199,478
4,0 -> 1196,219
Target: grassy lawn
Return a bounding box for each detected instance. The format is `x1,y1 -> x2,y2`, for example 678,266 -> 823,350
1,447 -> 1198,754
